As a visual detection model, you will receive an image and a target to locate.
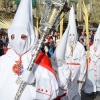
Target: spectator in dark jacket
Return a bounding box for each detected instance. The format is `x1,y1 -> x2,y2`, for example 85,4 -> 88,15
90,31 -> 94,42
0,40 -> 4,56
49,36 -> 54,57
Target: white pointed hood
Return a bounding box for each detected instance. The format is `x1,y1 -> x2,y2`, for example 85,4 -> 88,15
65,6 -> 78,57
67,6 -> 78,46
90,24 -> 100,62
93,24 -> 100,48
51,25 -> 69,67
8,0 -> 35,55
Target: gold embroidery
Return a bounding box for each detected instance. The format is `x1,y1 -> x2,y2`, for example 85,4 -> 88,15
70,45 -> 73,56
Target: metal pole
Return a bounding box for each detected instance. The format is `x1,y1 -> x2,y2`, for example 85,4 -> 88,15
60,12 -> 64,39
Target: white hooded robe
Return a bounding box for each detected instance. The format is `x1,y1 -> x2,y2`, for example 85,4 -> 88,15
50,25 -> 71,99
0,49 -> 58,100
64,6 -> 86,100
85,24 -> 100,93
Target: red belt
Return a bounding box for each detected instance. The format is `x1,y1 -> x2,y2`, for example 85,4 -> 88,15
67,63 -> 80,65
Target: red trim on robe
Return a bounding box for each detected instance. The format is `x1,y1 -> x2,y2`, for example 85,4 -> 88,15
67,63 -> 80,65
35,52 -> 56,77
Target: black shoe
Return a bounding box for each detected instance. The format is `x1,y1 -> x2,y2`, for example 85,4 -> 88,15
97,91 -> 100,96
91,92 -> 97,99
86,93 -> 93,96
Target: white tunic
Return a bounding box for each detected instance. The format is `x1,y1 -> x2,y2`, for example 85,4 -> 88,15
85,45 -> 100,93
65,42 -> 86,100
0,49 -> 58,100
53,63 -> 71,96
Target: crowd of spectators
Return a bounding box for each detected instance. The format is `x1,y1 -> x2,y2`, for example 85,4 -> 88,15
0,28 -> 96,57
0,34 -> 9,56
41,31 -> 60,57
78,30 -> 95,51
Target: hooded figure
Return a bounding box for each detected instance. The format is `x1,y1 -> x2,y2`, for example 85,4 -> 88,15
65,6 -> 86,100
85,24 -> 100,99
51,25 -> 71,100
0,0 -> 58,99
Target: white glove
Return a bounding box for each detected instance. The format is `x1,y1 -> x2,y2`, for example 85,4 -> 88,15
21,69 -> 36,84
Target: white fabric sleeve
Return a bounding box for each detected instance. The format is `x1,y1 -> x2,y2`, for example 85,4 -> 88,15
49,79 -> 59,99
35,77 -> 58,100
21,64 -> 37,84
78,49 -> 86,82
21,69 -> 36,84
56,64 -> 71,90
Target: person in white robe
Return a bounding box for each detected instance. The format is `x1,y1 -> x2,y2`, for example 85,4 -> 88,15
0,0 -> 58,100
85,24 -> 100,99
64,6 -> 86,100
50,26 -> 71,100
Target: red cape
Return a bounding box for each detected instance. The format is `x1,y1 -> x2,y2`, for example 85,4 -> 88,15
35,52 -> 56,76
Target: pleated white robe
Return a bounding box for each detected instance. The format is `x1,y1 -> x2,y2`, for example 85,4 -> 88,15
85,45 -> 100,93
64,42 -> 86,100
53,63 -> 71,98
